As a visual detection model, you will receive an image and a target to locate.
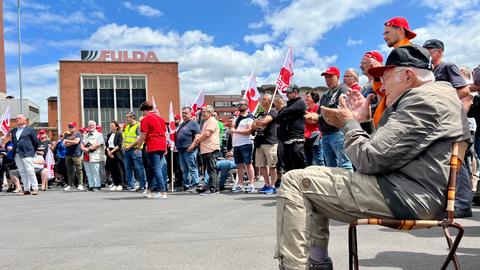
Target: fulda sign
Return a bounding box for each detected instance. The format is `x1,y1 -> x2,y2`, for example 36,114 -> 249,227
81,50 -> 159,62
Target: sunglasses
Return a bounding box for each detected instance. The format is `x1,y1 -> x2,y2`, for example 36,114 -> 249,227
237,103 -> 247,107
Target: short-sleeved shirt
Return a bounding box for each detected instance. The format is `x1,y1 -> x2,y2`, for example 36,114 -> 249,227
232,115 -> 254,147
176,120 -> 200,151
305,104 -> 319,139
140,112 -> 167,153
254,110 -> 278,146
433,62 -> 468,89
65,132 -> 82,157
199,117 -> 220,154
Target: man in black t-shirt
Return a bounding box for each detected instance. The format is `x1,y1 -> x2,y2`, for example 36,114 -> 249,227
63,122 -> 84,191
252,94 -> 278,194
277,85 -> 307,172
424,39 -> 473,218
423,39 -> 470,97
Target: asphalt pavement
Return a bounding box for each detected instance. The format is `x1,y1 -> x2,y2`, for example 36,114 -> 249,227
0,185 -> 479,270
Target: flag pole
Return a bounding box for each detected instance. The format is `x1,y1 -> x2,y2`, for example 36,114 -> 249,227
170,150 -> 175,192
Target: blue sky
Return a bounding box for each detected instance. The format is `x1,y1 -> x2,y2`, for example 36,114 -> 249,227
3,0 -> 480,121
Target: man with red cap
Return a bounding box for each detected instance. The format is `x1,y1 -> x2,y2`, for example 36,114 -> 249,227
307,66 -> 353,171
359,50 -> 384,116
63,121 -> 85,191
383,16 -> 416,48
372,17 -> 418,127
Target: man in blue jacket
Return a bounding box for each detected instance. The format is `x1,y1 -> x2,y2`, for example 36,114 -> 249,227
10,114 -> 39,195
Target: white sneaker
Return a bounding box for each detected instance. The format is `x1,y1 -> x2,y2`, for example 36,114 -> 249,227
143,190 -> 151,197
63,185 -> 72,191
13,188 -> 22,193
231,184 -> 244,193
77,185 -> 84,191
115,185 -> 123,191
109,185 -> 117,191
107,183 -> 114,188
245,184 -> 256,193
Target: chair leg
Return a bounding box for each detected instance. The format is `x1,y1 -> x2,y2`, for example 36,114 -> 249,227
348,222 -> 359,270
441,223 -> 464,270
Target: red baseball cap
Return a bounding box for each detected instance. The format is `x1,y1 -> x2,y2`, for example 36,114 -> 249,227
67,122 -> 78,128
321,66 -> 341,77
384,17 -> 417,39
364,51 -> 384,63
174,114 -> 180,120
39,129 -> 46,135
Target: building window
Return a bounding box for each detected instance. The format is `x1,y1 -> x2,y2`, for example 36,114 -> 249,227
29,106 -> 39,114
81,75 -> 146,132
214,101 -> 232,107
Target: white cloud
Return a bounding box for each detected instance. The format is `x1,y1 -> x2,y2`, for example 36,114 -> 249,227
251,0 -> 270,10
380,1 -> 480,69
6,63 -> 59,122
248,21 -> 265,29
346,38 -> 363,47
122,2 -> 163,18
4,40 -> 36,55
244,34 -> 274,46
264,0 -> 391,50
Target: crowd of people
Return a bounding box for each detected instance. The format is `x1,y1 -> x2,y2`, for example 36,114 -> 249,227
0,15 -> 479,270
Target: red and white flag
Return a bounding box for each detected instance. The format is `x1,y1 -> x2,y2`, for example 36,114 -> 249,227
276,47 -> 294,99
0,106 -> 11,136
242,70 -> 261,114
191,89 -> 205,113
168,102 -> 176,150
151,96 -> 159,114
46,147 -> 55,179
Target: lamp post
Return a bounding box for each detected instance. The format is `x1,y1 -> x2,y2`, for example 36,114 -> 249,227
17,0 -> 23,114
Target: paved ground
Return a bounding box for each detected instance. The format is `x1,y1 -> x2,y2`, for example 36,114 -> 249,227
0,185 -> 479,270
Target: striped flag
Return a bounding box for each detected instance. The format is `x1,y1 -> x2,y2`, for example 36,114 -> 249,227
168,102 -> 176,150
0,106 -> 11,136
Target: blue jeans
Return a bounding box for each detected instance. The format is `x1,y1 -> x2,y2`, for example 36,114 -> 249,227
305,137 -> 325,166
124,149 -> 147,189
147,151 -> 167,192
322,131 -> 353,170
217,159 -> 237,188
179,149 -> 199,187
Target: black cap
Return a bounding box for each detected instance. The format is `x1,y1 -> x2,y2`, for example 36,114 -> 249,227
423,39 -> 444,50
285,84 -> 299,93
368,45 -> 432,78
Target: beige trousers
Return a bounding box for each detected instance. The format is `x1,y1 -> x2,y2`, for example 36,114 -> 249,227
276,166 -> 394,270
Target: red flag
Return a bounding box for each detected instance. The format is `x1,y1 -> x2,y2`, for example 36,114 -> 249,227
191,89 -> 205,113
168,102 -> 176,150
242,70 -> 261,114
276,47 -> 294,99
0,106 -> 11,136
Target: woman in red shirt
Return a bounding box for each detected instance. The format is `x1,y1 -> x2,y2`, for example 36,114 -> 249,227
304,91 -> 325,166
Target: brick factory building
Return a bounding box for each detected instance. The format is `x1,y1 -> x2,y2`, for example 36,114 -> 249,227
52,50 -> 180,134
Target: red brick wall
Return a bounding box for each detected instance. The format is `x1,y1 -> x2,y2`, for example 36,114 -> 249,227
47,98 -> 57,129
59,61 -> 179,132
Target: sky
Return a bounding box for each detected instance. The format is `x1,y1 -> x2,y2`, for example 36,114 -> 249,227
3,0 -> 480,121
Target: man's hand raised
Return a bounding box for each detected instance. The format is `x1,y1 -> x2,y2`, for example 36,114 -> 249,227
345,90 -> 374,123
320,96 -> 353,128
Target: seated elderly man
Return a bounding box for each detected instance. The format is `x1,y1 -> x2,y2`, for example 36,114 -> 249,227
275,45 -> 471,270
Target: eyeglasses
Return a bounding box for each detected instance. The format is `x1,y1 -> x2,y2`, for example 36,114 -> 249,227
237,103 -> 247,107
380,68 -> 404,83
68,126 -> 74,129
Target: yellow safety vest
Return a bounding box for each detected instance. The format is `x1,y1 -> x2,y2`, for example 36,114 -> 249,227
123,122 -> 141,148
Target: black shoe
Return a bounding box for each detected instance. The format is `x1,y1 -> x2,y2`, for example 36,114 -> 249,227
195,185 -> 208,193
6,187 -> 14,193
183,186 -> 190,192
454,207 -> 473,218
309,257 -> 333,270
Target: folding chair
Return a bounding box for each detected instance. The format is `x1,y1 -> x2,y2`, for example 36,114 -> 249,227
348,141 -> 468,270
